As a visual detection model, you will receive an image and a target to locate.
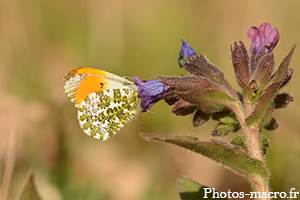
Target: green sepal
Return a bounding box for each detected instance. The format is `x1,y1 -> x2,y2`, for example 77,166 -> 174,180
211,109 -> 239,124
175,89 -> 238,112
260,134 -> 270,155
231,135 -> 247,151
211,110 -> 240,136
161,76 -> 239,112
245,45 -> 296,127
183,54 -> 237,98
211,122 -> 239,136
193,110 -> 210,127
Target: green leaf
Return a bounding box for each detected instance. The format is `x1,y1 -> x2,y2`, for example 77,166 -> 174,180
177,177 -> 228,200
259,103 -> 275,128
273,45 -> 296,83
245,82 -> 278,126
140,133 -> 268,180
19,173 -> 42,200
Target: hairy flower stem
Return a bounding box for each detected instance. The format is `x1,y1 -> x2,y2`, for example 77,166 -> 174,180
243,99 -> 263,160
230,101 -> 269,199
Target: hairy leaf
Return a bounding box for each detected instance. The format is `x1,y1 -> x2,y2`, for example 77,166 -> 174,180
274,45 -> 296,83
140,133 -> 268,180
177,177 -> 228,200
245,82 -> 278,126
259,103 -> 275,128
279,68 -> 293,89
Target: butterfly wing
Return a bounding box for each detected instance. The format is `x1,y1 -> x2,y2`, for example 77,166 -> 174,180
64,67 -> 140,140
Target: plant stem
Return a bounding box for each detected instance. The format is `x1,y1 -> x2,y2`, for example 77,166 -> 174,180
251,174 -> 270,200
230,101 -> 269,199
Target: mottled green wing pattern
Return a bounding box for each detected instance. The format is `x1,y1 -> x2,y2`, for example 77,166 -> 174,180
78,88 -> 139,140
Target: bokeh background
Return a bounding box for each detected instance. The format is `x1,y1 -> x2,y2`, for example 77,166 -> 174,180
0,0 -> 299,199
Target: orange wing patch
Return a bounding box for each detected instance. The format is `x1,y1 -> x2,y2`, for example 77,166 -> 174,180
75,75 -> 107,105
64,67 -> 107,82
64,67 -> 108,106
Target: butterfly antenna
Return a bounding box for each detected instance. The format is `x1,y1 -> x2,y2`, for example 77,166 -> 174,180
138,111 -> 144,126
145,109 -> 157,115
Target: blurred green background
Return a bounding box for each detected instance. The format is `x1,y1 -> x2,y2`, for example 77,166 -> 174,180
0,0 -> 299,199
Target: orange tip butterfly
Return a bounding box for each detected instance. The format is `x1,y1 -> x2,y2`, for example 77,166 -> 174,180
64,67 -> 140,140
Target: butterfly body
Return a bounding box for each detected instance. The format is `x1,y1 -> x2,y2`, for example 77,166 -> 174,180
64,67 -> 139,140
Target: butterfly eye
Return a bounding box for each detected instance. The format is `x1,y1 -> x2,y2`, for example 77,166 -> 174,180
100,82 -> 104,88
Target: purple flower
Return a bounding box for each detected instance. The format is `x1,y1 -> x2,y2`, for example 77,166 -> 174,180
132,77 -> 169,111
179,39 -> 197,57
178,39 -> 197,68
247,23 -> 280,53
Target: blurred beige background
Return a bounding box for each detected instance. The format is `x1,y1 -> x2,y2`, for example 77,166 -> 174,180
0,0 -> 299,199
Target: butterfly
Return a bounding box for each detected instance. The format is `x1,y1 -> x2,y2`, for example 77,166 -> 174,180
63,67 -> 140,140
